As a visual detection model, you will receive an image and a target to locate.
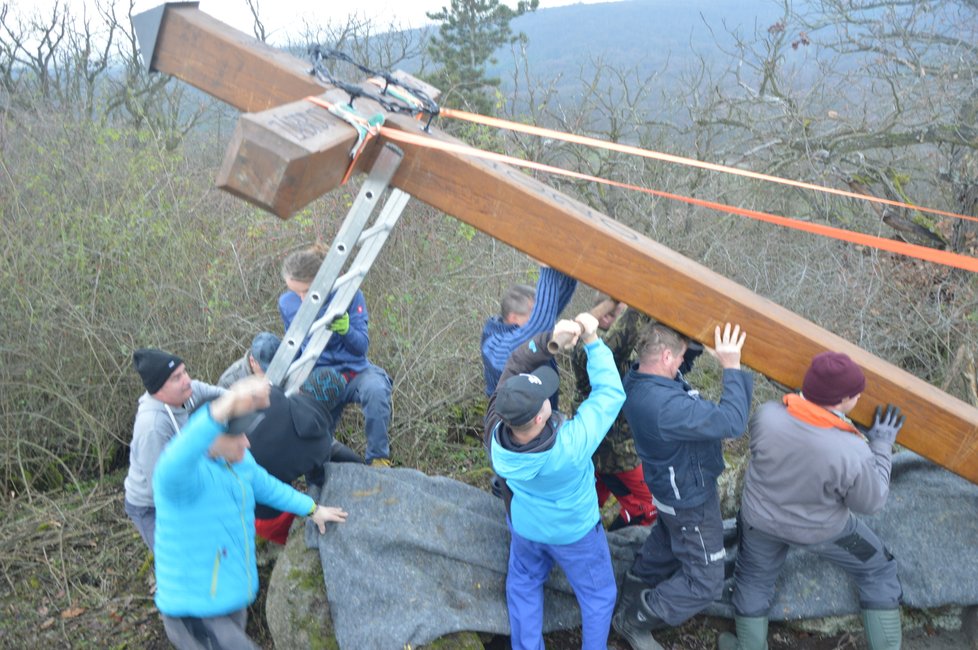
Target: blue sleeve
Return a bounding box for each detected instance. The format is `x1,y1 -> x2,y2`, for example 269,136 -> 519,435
336,290 -> 369,358
481,267 -> 577,375
153,406 -> 224,505
279,291 -> 301,330
558,340 -> 625,458
248,455 -> 317,516
657,369 -> 753,442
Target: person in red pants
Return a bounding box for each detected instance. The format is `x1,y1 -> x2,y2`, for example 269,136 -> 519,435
572,295 -> 704,530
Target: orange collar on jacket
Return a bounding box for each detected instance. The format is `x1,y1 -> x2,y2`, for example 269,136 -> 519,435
782,393 -> 862,437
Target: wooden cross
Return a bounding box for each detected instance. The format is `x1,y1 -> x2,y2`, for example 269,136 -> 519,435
133,3 -> 978,484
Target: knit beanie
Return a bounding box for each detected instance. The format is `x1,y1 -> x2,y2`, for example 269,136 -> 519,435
133,348 -> 183,394
802,351 -> 866,406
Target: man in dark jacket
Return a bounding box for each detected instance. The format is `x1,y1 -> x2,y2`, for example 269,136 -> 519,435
613,323 -> 752,650
205,365 -> 349,545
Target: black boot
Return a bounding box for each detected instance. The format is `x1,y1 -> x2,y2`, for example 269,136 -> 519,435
616,570 -> 647,612
612,589 -> 666,650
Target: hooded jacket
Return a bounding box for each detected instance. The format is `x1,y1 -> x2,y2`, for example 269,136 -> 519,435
248,387 -> 334,519
489,333 -> 624,545
153,405 -> 315,618
124,380 -> 225,508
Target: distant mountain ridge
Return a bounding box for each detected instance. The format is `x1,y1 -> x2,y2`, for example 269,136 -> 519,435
492,0 -> 784,94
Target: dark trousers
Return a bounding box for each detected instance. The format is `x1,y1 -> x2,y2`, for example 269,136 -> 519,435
731,514 -> 901,616
161,608 -> 257,650
124,499 -> 155,551
631,490 -> 726,626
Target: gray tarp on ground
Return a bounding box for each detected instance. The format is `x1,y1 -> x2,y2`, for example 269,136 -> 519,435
310,452 -> 978,650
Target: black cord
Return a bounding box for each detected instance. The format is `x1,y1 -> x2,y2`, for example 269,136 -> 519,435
307,45 -> 440,120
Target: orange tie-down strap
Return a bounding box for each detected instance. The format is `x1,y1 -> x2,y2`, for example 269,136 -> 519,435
377,126 -> 978,274
439,107 -> 978,226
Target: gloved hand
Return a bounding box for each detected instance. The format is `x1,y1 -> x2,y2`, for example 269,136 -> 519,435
865,404 -> 905,447
329,312 -> 350,336
680,340 -> 704,375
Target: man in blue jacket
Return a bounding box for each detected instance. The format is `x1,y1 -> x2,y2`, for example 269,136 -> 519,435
486,312 -> 625,650
152,376 -> 348,649
613,323 -> 752,650
481,265 -> 577,398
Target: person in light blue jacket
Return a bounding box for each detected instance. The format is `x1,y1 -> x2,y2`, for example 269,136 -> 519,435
152,376 -> 348,649
486,312 -> 625,650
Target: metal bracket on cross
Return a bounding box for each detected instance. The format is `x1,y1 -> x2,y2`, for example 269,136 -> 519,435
264,143 -> 409,394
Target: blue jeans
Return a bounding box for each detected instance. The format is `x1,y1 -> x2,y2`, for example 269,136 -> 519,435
332,363 -> 392,462
506,519 -> 617,650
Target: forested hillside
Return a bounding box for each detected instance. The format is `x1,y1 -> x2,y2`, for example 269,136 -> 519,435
1,0 -> 976,647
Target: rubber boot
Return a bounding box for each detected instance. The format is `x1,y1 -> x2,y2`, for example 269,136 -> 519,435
717,616 -> 769,650
612,589 -> 666,650
616,570 -> 647,612
863,609 -> 902,650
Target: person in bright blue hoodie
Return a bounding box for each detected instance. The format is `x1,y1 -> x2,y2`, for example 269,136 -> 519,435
152,375 -> 348,649
485,312 -> 625,650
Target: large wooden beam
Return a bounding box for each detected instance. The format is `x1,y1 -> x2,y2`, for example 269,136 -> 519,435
134,3 -> 978,485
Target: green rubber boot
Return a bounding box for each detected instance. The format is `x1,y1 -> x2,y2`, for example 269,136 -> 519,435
717,616 -> 769,650
863,609 -> 902,650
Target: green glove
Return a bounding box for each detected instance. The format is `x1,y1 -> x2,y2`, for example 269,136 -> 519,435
330,312 -> 350,336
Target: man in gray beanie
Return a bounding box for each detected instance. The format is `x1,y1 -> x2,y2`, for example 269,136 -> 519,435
720,351 -> 905,650
124,348 -> 226,551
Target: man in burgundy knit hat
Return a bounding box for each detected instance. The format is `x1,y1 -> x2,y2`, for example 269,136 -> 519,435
720,351 -> 905,650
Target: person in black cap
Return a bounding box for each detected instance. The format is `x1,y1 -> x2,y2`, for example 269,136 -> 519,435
124,348 -> 225,550
720,352 -> 905,650
152,375 -> 348,650
484,312 -> 625,650
217,331 -> 282,389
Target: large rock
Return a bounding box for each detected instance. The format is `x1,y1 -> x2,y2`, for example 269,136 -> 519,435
265,490 -> 493,650
266,527 -> 338,650
267,452 -> 978,649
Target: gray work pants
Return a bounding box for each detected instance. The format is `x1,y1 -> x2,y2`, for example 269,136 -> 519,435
124,499 -> 155,551
161,608 -> 258,650
631,490 -> 727,626
731,513 -> 902,617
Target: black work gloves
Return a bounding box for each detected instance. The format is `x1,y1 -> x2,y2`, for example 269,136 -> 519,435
680,341 -> 705,375
865,404 -> 905,447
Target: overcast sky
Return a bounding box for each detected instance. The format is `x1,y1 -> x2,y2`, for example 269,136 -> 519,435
189,0 -> 614,34
5,0 -> 615,41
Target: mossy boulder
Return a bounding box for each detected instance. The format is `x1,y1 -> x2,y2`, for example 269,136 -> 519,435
265,527 -> 487,649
